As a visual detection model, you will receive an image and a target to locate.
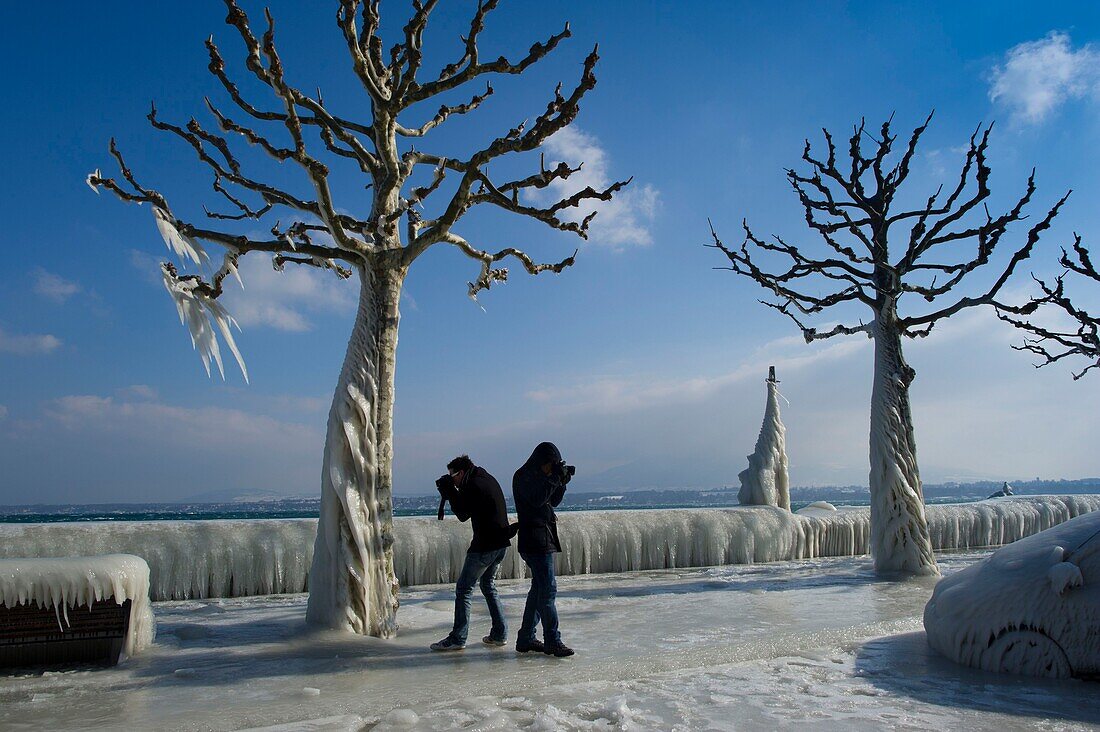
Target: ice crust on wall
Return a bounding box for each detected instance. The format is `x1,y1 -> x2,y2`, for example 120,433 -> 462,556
0,520 -> 318,601
923,510 -> 1100,678
0,496 -> 1097,602
738,377 -> 790,510
0,554 -> 155,658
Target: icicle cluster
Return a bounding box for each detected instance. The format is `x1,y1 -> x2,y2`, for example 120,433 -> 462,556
2,496 -> 1096,602
0,554 -> 155,659
153,207 -> 208,266
161,264 -> 248,382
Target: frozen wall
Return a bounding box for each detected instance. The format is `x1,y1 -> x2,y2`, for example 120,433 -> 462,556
924,510 -> 1100,678
0,554 -> 155,658
0,495 -> 1097,602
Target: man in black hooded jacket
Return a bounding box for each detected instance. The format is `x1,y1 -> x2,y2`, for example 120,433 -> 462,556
512,441 -> 574,657
430,455 -> 513,651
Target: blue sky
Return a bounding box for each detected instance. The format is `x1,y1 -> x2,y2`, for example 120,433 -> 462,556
2,1 -> 1099,504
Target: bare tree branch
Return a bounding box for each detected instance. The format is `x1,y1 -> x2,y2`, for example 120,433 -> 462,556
996,236 -> 1100,379
92,0 -> 625,306
709,115 -> 1067,344
439,231 -> 577,299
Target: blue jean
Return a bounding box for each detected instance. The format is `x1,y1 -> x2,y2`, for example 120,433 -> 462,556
449,547 -> 508,644
518,551 -> 561,646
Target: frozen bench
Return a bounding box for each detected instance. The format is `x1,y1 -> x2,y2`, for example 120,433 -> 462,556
0,555 -> 155,669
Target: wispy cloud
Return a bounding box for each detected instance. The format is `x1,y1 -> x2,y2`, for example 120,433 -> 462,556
117,384 -> 158,401
33,270 -> 81,304
220,255 -> 356,332
989,32 -> 1100,124
522,333 -> 868,418
538,126 -> 659,249
0,405 -> 7,420
129,245 -> 354,333
0,325 -> 62,355
42,392 -> 318,448
0,390 -> 325,502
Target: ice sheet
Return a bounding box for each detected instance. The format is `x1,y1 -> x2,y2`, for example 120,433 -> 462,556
0,495 -> 1097,601
1,552 -> 1097,731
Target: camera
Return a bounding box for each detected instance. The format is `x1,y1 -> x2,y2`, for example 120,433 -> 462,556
435,474 -> 454,520
554,461 -> 576,484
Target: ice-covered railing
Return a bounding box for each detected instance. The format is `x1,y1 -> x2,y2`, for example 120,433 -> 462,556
0,520 -> 316,601
0,495 -> 1097,601
0,554 -> 155,658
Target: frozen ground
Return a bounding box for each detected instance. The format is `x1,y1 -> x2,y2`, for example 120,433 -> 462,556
2,552 -> 1098,731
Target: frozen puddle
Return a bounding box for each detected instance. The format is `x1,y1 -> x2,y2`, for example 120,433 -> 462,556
1,552 -> 1097,730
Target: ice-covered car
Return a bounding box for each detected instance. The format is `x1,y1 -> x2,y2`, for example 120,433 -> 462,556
923,510 -> 1100,679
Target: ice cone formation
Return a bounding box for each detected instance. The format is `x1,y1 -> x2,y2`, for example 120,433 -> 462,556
738,367 -> 790,510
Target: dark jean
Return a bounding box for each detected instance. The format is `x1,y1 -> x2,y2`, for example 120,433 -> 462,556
448,547 -> 508,644
518,551 -> 561,646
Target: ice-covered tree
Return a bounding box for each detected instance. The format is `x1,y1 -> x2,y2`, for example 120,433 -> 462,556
709,115 -> 1068,576
88,0 -> 627,637
997,237 -> 1100,380
738,367 -> 790,510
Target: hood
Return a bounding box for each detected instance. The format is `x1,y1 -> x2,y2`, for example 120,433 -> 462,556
523,441 -> 562,470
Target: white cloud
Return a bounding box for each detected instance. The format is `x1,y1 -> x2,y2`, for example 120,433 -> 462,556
989,32 -> 1100,124
0,390 -> 325,503
43,393 -> 317,448
117,384 -> 158,401
394,300 -> 1100,493
33,270 -> 81,304
0,325 -> 62,355
538,127 -> 659,248
0,404 -> 7,420
522,333 -> 868,418
129,249 -> 164,285
130,248 -> 353,332
221,255 -> 356,332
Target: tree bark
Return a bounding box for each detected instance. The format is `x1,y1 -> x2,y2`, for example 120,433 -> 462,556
306,262 -> 405,636
868,318 -> 939,576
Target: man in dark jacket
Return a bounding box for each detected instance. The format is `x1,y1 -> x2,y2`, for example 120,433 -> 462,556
513,441 -> 574,657
430,455 -> 513,651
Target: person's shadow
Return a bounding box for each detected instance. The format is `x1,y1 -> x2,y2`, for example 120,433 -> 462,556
854,631 -> 1100,725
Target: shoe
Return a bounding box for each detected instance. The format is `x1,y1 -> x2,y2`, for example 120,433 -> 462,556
515,638 -> 546,654
543,643 -> 575,658
430,637 -> 465,652
482,635 -> 507,647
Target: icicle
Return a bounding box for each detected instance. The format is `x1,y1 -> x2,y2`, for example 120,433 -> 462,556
3,496 -> 1095,602
0,555 -> 155,659
217,249 -> 245,289
160,264 -> 248,382
153,207 -> 208,266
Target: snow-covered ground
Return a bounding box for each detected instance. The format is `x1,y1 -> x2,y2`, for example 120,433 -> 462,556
2,552 -> 1097,731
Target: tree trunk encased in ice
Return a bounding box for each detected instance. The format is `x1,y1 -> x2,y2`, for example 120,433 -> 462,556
709,116 -> 1067,577
90,1 -> 630,636
868,316 -> 937,576
307,264 -> 405,636
738,376 -> 790,510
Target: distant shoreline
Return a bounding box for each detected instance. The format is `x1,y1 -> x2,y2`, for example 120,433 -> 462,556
4,477 -> 1099,523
